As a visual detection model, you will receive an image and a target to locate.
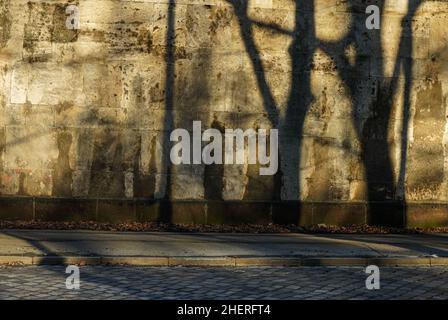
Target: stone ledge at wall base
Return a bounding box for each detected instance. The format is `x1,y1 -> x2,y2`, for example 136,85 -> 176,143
0,196 -> 446,228
3,256 -> 448,267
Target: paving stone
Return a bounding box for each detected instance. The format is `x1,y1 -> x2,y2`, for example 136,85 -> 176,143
0,266 -> 447,299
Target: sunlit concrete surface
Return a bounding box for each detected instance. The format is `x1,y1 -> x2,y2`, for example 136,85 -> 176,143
0,230 -> 448,258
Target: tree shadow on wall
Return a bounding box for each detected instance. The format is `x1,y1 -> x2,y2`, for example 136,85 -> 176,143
5,0 -> 425,228
159,0 -> 176,223
319,0 -> 423,226
160,1 -> 228,224
222,0 -> 423,227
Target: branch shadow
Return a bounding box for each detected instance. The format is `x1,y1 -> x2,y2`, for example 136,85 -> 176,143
227,0 -> 424,226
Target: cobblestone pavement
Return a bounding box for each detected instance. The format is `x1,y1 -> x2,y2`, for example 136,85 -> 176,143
0,266 -> 447,300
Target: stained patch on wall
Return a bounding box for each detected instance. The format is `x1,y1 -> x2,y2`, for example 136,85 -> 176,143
0,0 -> 11,49
52,3 -> 79,43
52,131 -> 73,196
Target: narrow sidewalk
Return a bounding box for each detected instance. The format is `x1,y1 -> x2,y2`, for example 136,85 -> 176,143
0,230 -> 448,266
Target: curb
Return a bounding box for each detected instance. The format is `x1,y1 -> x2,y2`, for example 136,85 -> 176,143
0,256 -> 446,267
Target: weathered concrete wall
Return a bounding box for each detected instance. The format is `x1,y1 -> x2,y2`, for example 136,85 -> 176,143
0,0 -> 447,226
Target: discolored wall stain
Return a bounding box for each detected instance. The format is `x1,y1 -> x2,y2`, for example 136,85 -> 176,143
133,134 -> 156,198
0,127 -> 5,193
128,75 -> 156,198
88,129 -> 125,198
242,127 -> 279,201
18,172 -> 27,196
203,118 -> 225,200
52,3 -> 79,43
52,131 -> 73,197
0,0 -> 11,49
